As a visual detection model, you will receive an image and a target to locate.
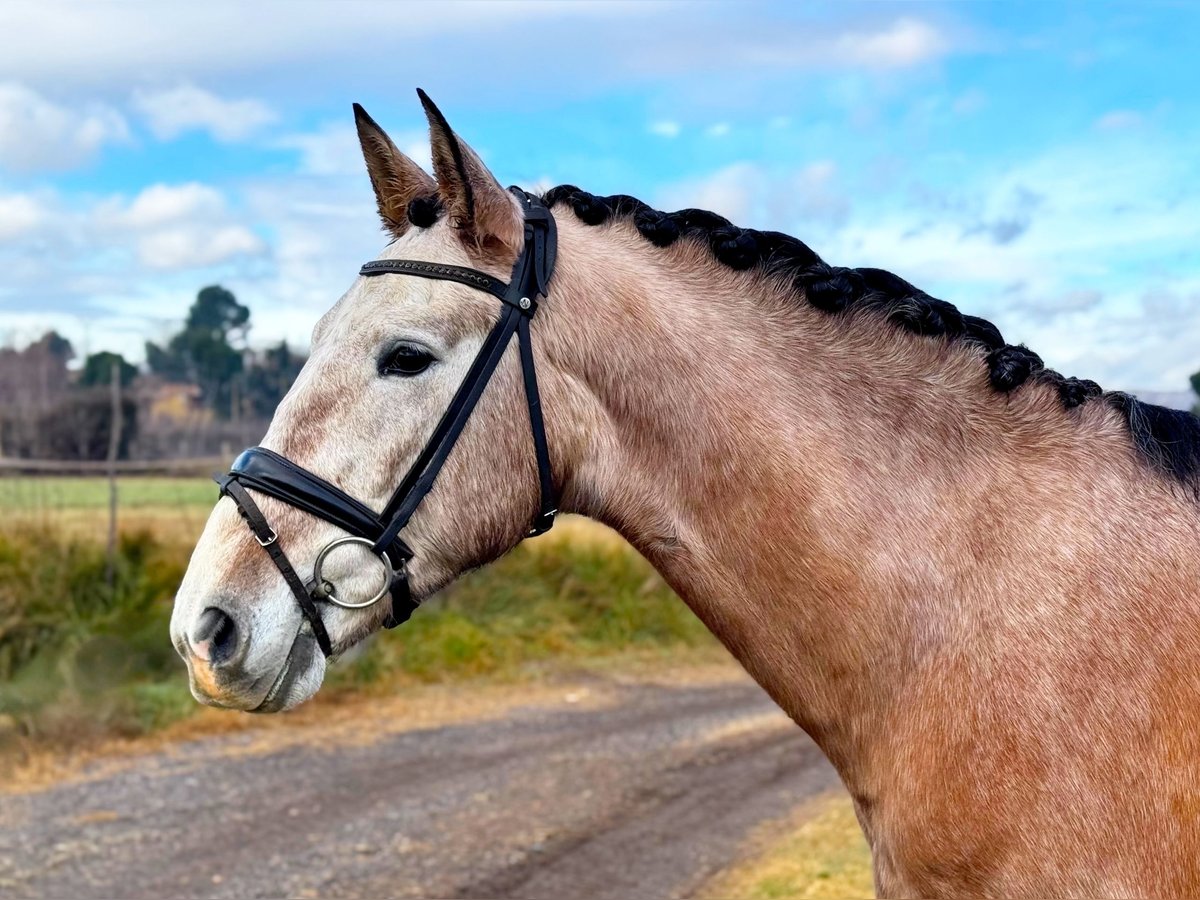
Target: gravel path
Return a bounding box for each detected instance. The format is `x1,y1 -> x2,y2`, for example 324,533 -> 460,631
0,676 -> 838,899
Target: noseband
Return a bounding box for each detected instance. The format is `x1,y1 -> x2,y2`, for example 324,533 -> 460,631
214,189 -> 558,657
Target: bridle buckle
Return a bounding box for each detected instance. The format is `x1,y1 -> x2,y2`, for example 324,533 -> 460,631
256,529 -> 278,547
528,509 -> 558,537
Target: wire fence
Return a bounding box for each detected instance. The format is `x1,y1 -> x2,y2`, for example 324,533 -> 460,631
0,354 -> 257,554
0,456 -> 227,551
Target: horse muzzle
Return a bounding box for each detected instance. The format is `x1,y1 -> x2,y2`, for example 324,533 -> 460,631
172,603 -> 324,712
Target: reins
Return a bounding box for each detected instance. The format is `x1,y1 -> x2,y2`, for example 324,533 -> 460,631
214,189 -> 558,657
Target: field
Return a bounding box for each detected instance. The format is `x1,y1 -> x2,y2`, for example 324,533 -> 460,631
0,476 -> 217,510
0,476 -> 215,543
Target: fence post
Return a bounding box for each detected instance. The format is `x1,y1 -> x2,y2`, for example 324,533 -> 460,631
104,360 -> 122,589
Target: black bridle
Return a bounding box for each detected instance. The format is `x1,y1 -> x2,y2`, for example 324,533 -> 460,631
214,189 -> 558,658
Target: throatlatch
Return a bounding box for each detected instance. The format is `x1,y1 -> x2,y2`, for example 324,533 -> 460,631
215,189 -> 558,658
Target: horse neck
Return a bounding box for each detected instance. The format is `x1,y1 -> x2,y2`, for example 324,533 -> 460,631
541,216 -> 1200,785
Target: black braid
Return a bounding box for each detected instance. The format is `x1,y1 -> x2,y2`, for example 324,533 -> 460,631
987,345 -> 1045,392
537,185 -> 1200,495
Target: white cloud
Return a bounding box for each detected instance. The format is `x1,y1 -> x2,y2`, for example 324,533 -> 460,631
660,162 -> 760,222
131,83 -> 277,142
0,82 -> 128,173
276,122 -> 429,178
1052,288 -> 1103,315
731,16 -> 954,72
815,145 -> 1200,389
658,160 -> 849,230
95,182 -> 226,229
0,180 -> 267,319
0,191 -> 48,240
794,161 -> 850,225
652,134 -> 1200,391
0,3 -> 958,109
0,1 -> 654,89
705,122 -> 731,138
235,172 -> 384,334
999,282 -> 1200,394
136,224 -> 265,270
649,120 -> 680,138
91,182 -> 266,270
832,17 -> 950,68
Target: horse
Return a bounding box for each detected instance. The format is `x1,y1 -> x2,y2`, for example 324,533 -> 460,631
170,92 -> 1200,897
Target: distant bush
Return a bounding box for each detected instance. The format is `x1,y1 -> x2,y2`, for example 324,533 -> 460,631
0,528 -> 187,742
39,390 -> 140,460
0,528 -> 183,680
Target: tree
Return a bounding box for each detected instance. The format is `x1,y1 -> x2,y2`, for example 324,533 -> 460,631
145,341 -> 187,382
39,392 -> 138,461
145,285 -> 251,418
0,331 -> 74,402
0,331 -> 75,456
243,341 -> 306,418
78,351 -> 137,389
186,285 -> 250,338
1192,370 -> 1200,416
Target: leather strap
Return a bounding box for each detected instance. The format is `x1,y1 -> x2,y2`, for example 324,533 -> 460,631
216,475 -> 334,658
518,312 -> 556,535
373,303 -> 525,555
360,259 -> 507,301
215,190 -> 558,657
381,570 -> 418,629
374,198 -> 558,550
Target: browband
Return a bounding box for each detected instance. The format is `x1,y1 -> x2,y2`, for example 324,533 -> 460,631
358,260 -> 508,301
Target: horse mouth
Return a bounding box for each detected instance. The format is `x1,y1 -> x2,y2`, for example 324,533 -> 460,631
252,628 -> 319,713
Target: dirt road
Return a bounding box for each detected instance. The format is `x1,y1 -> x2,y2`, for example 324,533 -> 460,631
0,673 -> 838,899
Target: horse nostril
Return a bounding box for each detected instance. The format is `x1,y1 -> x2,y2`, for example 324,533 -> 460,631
192,607 -> 240,664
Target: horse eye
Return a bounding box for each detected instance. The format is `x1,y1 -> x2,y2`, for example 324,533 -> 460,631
379,343 -> 435,377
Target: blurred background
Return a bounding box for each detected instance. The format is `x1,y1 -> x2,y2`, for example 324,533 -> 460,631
1,2 -> 1197,897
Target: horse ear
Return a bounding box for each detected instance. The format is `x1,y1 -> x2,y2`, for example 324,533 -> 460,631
353,103 -> 437,239
416,89 -> 524,256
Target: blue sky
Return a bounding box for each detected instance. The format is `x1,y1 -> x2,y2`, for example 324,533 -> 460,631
0,0 -> 1197,395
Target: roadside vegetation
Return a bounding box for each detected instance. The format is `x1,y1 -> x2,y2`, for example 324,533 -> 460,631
0,479 -> 715,762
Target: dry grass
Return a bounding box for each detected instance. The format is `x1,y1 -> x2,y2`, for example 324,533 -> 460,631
704,792 -> 874,900
6,506 -> 209,544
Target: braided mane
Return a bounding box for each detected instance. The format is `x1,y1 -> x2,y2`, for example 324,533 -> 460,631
414,185 -> 1200,499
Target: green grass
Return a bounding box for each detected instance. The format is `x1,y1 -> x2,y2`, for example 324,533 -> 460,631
0,476 -> 215,511
330,524 -> 709,686
0,525 -> 192,743
0,492 -> 713,752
